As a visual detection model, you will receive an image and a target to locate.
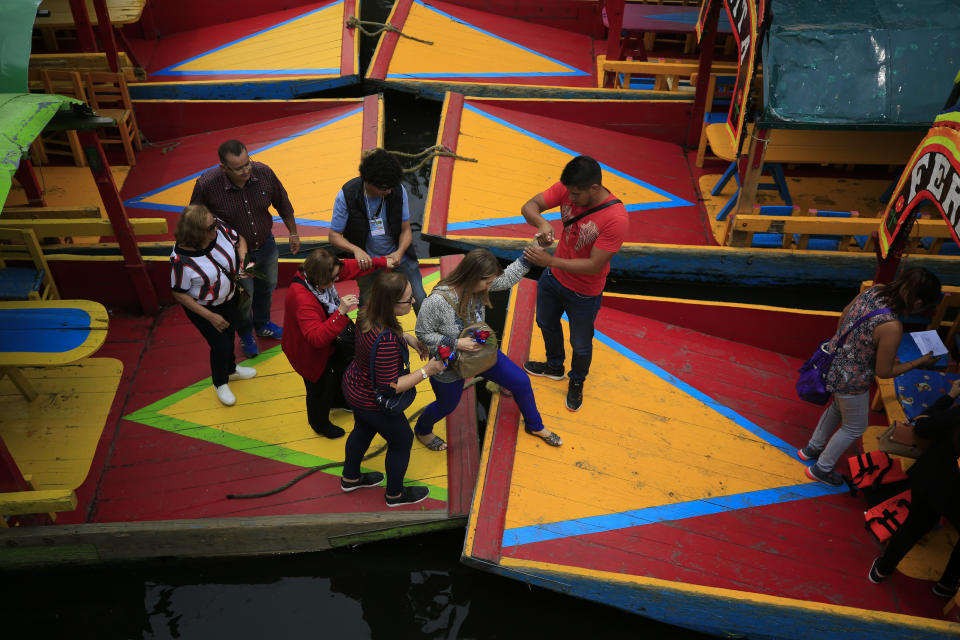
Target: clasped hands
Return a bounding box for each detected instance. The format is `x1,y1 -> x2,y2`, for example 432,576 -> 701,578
353,249 -> 401,269
523,224 -> 555,267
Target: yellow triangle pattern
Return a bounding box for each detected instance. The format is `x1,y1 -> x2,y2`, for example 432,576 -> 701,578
169,3 -> 343,73
138,110 -> 363,224
156,286 -> 448,491
388,1 -> 578,76
447,107 -> 673,226
504,322 -> 810,529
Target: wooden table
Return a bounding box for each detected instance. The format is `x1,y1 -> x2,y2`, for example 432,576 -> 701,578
0,299 -> 109,401
35,0 -> 146,27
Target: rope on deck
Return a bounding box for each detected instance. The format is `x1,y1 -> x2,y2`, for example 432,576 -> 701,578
345,16 -> 434,45
389,145 -> 478,173
226,379 -> 483,500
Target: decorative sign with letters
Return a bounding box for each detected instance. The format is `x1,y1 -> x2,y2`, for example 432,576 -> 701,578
878,108 -> 960,258
696,0 -> 760,152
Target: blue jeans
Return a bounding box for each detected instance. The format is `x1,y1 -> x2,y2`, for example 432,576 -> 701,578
415,351 -> 544,435
357,257 -> 426,314
535,268 -> 602,382
237,235 -> 279,332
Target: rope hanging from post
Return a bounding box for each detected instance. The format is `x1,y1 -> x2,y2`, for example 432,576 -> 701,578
345,16 -> 434,45
388,145 -> 478,173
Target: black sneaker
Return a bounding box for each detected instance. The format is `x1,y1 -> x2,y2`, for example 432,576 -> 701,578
385,485 -> 430,507
524,361 -> 565,380
797,445 -> 821,461
933,580 -> 959,598
868,557 -> 891,584
805,464 -> 844,487
312,422 -> 346,439
341,471 -> 385,492
566,379 -> 584,412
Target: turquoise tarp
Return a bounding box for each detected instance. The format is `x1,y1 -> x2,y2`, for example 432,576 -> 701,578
763,0 -> 960,126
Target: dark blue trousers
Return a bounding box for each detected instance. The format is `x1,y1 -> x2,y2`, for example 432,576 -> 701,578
415,351 -> 545,435
343,408 -> 414,496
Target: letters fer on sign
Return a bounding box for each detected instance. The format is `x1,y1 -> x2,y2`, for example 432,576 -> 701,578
879,109 -> 960,258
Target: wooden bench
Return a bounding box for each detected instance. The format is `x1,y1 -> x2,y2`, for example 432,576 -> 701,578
33,0 -> 146,52
28,52 -> 141,90
0,299 -> 109,402
595,56 -> 737,91
704,122 -> 926,217
0,217 -> 167,241
727,215 -> 957,252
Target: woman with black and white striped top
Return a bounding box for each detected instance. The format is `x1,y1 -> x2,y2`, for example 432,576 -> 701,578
170,204 -> 257,406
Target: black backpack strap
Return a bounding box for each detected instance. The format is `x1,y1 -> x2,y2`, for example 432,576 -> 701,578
563,198 -> 623,227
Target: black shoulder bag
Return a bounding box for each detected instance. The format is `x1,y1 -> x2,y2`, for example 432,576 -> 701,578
369,330 -> 416,416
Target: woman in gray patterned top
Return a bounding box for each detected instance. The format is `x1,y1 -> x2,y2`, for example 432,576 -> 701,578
798,267 -> 941,486
414,249 -> 562,450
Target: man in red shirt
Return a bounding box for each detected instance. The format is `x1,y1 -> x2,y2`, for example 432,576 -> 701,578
521,156 -> 628,411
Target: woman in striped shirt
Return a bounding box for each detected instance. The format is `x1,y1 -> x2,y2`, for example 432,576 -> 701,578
170,204 -> 257,407
341,271 -> 445,507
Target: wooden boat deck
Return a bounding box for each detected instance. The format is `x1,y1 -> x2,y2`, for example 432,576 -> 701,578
424,94 -> 708,249
121,97 -> 378,244
126,0 -> 358,99
1,264 -> 481,565
463,282 -> 960,638
368,0 -> 595,88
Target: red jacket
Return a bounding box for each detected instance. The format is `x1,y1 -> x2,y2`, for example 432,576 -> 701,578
281,257 -> 387,382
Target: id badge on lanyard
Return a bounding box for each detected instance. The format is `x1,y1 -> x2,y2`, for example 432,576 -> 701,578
369,197 -> 386,237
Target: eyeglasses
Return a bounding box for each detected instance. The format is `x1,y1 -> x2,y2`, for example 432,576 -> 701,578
224,160 -> 251,174
398,297 -> 416,304
205,223 -> 217,232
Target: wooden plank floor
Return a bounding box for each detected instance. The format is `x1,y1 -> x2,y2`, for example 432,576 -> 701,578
120,101 -> 366,244
139,0 -> 355,83
90,269 -> 449,523
370,0 -> 594,87
425,97 -> 708,248
465,281 -> 960,633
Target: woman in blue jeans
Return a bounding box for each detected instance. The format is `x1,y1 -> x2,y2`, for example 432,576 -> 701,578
414,249 -> 562,449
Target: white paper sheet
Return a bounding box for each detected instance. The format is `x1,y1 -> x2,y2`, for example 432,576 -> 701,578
911,330 -> 949,356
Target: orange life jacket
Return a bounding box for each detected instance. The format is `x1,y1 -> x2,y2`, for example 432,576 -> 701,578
864,490 -> 911,542
849,451 -> 908,488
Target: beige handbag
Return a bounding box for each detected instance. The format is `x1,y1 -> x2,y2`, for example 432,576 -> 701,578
877,420 -> 931,459
438,291 -> 498,379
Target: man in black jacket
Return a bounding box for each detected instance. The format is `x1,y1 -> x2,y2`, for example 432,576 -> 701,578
328,149 -> 424,313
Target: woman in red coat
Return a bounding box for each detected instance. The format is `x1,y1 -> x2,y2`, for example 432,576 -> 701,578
282,248 -> 392,438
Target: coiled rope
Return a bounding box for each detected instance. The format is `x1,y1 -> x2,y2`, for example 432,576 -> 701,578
227,379 -> 484,499
388,145 -> 478,173
345,16 -> 434,45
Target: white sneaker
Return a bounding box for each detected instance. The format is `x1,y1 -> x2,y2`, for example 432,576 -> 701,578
215,383 -> 236,406
229,365 -> 257,381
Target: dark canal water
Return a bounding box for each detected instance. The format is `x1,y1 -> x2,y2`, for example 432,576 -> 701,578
6,530 -> 714,639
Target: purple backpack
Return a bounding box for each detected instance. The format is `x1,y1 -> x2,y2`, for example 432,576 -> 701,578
796,307 -> 891,405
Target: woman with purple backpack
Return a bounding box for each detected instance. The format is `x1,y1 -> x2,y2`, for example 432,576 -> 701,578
798,268 -> 941,486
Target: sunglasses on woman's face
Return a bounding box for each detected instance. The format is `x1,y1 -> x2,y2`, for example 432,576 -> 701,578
206,223 -> 217,232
